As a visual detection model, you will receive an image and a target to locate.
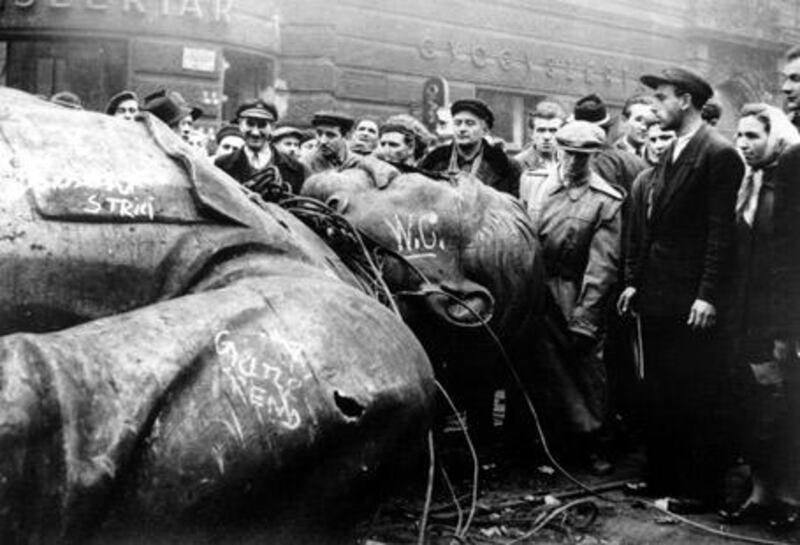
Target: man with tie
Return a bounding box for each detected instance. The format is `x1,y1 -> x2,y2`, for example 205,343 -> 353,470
618,68 -> 744,514
215,99 -> 307,196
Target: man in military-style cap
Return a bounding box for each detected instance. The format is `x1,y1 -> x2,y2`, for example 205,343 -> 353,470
618,66 -> 743,513
525,120 -> 623,476
215,98 -> 306,196
419,98 -> 520,196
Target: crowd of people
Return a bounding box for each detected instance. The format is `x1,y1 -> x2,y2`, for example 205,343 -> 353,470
42,44 -> 800,528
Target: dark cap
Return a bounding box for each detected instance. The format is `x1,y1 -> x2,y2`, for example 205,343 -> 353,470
215,124 -> 243,144
271,125 -> 303,143
105,90 -> 138,115
450,98 -> 494,129
571,94 -> 612,128
143,90 -> 203,127
235,98 -> 278,122
640,67 -> 714,107
311,111 -> 355,133
555,121 -> 605,154
51,91 -> 83,110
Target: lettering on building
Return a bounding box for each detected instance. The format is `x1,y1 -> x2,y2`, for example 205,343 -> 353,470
9,0 -> 234,23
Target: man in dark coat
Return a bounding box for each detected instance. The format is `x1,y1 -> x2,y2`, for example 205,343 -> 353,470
619,67 -> 744,513
215,99 -> 306,195
419,99 -> 521,197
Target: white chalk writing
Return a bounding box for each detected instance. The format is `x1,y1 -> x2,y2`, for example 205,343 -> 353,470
383,212 -> 446,256
214,330 -> 304,430
85,193 -> 156,220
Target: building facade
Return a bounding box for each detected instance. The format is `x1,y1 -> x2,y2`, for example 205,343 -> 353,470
0,0 -> 795,144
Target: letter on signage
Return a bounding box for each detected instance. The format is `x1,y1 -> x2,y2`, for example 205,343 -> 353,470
86,0 -> 110,10
14,0 -> 35,7
160,0 -> 170,15
123,0 -> 146,12
213,0 -> 233,23
180,0 -> 202,17
49,0 -> 72,7
419,37 -> 436,60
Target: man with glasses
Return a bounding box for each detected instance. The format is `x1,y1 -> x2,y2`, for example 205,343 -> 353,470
215,99 -> 306,195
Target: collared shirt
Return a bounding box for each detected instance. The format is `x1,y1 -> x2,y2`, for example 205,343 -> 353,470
672,123 -> 701,162
244,145 -> 273,171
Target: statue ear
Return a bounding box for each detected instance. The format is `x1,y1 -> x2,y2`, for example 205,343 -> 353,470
325,194 -> 349,214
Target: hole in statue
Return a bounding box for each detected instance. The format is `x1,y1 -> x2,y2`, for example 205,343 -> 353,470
334,390 -> 365,419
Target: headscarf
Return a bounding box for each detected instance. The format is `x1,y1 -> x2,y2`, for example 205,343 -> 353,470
736,103 -> 800,225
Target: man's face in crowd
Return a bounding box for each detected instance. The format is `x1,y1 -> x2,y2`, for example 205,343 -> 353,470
781,57 -> 800,114
238,116 -> 272,152
736,115 -> 770,167
315,124 -> 346,157
378,131 -> 414,164
452,111 -> 487,147
652,84 -> 688,132
299,138 -> 318,161
274,136 -> 300,158
560,150 -> 590,180
531,117 -> 562,155
215,134 -> 245,159
177,115 -> 194,142
646,124 -> 676,160
114,99 -> 139,121
625,104 -> 656,146
353,120 -> 379,151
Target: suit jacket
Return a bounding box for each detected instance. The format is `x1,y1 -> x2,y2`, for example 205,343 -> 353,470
419,140 -> 521,197
771,144 -> 800,340
628,123 -> 744,317
215,145 -> 307,194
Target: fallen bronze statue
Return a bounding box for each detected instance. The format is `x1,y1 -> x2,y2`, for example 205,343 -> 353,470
0,88 -> 435,544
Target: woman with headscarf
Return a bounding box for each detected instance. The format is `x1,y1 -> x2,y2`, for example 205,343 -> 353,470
721,103 -> 800,527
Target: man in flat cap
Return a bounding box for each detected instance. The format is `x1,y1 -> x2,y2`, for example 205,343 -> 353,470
619,67 -> 744,513
105,90 -> 139,121
271,126 -> 303,160
304,111 -> 357,175
215,99 -> 306,196
523,120 -> 623,475
419,99 -> 520,196
573,93 -> 646,195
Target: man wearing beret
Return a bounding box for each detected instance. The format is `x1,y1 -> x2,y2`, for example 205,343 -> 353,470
143,89 -> 202,144
215,99 -> 306,196
105,90 -> 139,122
525,120 -> 623,475
618,67 -> 744,513
418,99 -> 521,196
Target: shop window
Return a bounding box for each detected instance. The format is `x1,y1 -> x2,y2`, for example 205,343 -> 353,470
476,89 -> 546,151
3,38 -> 127,111
222,49 -> 274,121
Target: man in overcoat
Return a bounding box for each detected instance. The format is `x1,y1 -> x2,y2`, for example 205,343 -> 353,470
419,99 -> 520,197
620,67 -> 744,513
526,120 -> 623,474
215,99 -> 307,195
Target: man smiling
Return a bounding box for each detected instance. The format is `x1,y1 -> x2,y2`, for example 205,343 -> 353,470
215,99 -> 306,195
